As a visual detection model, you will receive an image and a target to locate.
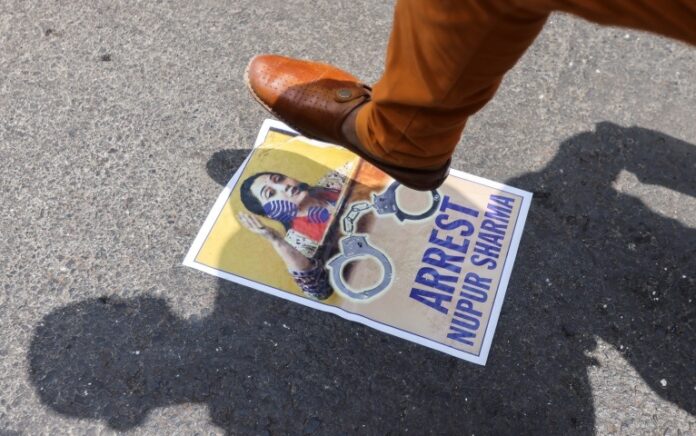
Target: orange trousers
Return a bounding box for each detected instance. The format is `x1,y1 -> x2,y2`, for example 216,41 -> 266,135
355,0 -> 696,168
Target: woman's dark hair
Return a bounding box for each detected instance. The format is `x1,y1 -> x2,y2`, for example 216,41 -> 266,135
239,172 -> 291,230
240,172 -> 274,215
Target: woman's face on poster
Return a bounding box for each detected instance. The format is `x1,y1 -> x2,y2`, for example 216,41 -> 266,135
250,173 -> 309,209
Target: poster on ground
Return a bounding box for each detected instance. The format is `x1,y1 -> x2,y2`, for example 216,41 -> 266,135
184,119 -> 532,365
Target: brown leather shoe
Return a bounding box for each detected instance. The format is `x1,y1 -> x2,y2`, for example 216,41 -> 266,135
245,55 -> 450,191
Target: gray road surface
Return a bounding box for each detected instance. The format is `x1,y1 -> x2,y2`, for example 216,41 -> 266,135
1,1 -> 695,434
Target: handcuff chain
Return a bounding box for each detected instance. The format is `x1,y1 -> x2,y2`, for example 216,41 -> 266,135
340,201 -> 373,234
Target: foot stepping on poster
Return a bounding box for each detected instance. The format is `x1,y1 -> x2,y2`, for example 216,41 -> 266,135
184,119 -> 532,365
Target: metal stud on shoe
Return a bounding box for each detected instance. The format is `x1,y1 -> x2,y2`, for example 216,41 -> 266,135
335,88 -> 354,102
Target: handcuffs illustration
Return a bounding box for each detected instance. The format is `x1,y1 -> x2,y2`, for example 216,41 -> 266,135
327,181 -> 442,300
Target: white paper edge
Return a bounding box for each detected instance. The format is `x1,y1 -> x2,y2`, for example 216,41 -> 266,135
183,118 -> 532,366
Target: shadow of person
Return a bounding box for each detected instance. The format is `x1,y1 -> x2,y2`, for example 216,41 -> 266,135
500,121 -> 695,418
28,123 -> 694,434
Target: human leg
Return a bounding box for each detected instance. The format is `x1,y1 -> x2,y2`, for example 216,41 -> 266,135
246,1 -> 695,190
354,0 -> 695,169
354,0 -> 549,169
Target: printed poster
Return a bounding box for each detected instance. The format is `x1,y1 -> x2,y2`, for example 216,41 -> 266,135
184,120 -> 532,365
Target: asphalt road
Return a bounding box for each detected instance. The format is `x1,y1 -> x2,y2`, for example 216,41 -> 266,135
1,1 -> 695,434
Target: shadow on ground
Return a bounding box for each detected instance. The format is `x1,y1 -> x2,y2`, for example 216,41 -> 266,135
28,122 -> 695,434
